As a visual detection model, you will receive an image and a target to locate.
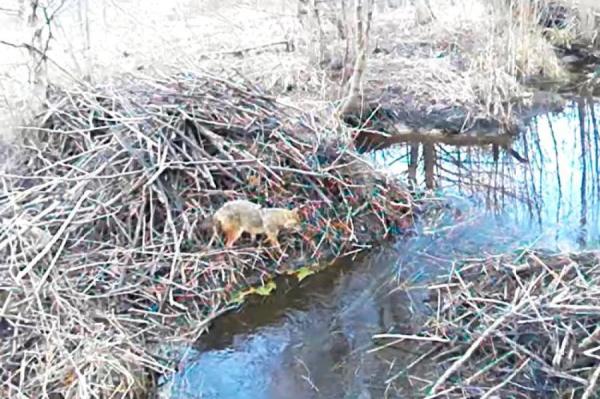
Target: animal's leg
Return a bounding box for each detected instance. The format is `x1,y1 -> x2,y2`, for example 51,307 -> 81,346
266,231 -> 281,248
226,228 -> 243,247
222,228 -> 233,247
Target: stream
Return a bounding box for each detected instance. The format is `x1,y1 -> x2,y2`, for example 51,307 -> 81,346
156,97 -> 600,398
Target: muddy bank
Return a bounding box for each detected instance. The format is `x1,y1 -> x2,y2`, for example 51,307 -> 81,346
352,82 -> 590,153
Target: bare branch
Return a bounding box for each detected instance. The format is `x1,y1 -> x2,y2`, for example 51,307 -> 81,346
0,39 -> 83,85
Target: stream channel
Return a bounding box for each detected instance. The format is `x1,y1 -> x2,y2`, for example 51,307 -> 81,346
157,97 -> 600,398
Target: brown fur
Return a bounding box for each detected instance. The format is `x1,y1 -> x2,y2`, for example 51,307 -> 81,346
209,199 -> 301,248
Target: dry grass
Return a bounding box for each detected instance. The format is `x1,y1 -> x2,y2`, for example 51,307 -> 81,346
362,0 -> 571,125
2,0 -> 598,143
0,0 -> 302,145
281,0 -> 595,134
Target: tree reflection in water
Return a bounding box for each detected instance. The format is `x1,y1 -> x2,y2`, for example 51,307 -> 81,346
372,97 -> 600,250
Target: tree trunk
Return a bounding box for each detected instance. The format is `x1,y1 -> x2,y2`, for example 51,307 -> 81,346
339,0 -> 374,120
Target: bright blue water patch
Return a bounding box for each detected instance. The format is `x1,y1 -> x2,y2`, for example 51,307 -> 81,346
370,99 -> 600,251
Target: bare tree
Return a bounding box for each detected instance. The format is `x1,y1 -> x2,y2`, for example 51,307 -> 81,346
339,0 -> 375,121
297,0 -> 328,65
7,1 -> 70,122
20,0 -> 49,102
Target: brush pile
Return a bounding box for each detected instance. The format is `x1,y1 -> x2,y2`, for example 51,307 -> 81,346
0,71 -> 413,397
422,250 -> 600,398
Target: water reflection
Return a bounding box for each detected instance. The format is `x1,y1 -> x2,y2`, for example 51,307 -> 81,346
373,97 -> 600,250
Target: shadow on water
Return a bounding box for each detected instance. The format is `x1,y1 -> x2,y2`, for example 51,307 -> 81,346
157,97 -> 600,398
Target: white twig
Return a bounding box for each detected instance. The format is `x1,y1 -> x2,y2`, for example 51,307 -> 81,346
481,358 -> 530,399
582,364 -> 600,399
430,300 -> 525,393
16,190 -> 90,281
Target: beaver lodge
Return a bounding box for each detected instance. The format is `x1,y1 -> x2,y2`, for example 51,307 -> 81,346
0,72 -> 416,397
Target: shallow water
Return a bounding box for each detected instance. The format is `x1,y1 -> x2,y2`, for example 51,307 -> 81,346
375,97 -> 600,251
157,97 -> 600,398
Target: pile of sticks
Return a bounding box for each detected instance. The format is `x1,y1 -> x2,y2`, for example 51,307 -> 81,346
422,251 -> 600,398
0,71 -> 413,397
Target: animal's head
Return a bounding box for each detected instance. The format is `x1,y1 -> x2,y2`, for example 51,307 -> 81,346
285,208 -> 302,230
